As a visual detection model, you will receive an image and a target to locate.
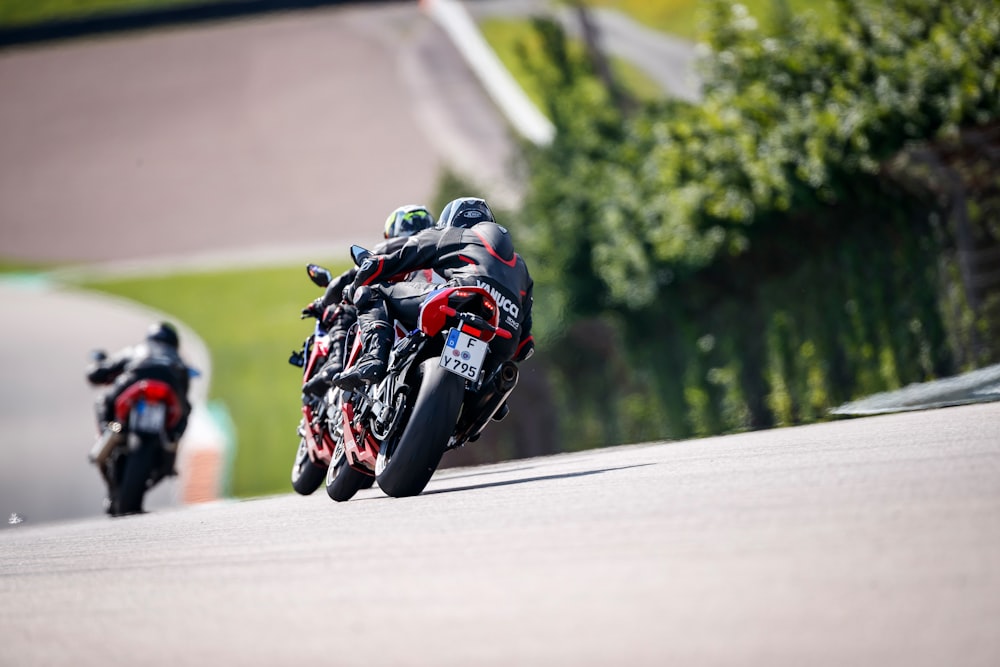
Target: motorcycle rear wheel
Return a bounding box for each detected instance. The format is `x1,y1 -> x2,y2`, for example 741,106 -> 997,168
376,359 -> 464,498
113,438 -> 158,516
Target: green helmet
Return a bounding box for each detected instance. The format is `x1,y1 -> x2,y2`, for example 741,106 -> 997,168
383,205 -> 435,239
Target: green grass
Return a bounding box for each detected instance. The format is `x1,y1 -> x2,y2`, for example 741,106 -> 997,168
0,259 -> 54,274
0,0 -> 236,27
480,17 -> 666,110
78,260 -> 351,498
580,0 -> 840,40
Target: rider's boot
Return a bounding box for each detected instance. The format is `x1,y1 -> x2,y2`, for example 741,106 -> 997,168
301,329 -> 348,397
332,321 -> 392,391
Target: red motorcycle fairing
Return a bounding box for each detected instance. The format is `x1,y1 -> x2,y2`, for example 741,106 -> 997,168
113,379 -> 182,428
304,333 -> 330,380
339,401 -> 378,473
301,403 -> 338,465
417,286 -> 501,339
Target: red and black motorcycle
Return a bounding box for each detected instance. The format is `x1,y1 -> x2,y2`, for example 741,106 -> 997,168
88,358 -> 190,516
287,263 -> 372,495
324,245 -> 519,501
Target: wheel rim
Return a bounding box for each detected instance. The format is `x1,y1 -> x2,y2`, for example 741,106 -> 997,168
327,441 -> 347,486
291,438 -> 309,481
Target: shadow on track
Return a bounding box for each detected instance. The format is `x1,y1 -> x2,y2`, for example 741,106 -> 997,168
421,463 -> 656,496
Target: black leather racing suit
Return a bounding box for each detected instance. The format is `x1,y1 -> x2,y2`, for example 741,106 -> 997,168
316,236 -> 414,314
308,235 -> 439,381
86,340 -> 192,441
350,221 -> 534,364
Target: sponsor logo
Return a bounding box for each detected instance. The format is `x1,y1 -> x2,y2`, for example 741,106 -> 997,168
476,280 -> 519,318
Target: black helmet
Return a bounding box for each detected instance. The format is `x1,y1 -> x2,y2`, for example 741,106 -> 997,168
147,321 -> 179,348
437,197 -> 495,229
383,205 -> 434,239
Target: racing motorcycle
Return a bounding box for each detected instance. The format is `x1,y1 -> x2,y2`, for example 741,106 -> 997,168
287,263 -> 373,495
324,245 -> 519,501
87,352 -> 193,516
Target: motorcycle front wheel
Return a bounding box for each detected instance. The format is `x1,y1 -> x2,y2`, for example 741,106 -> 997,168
291,436 -> 326,495
325,445 -> 373,502
375,359 -> 464,498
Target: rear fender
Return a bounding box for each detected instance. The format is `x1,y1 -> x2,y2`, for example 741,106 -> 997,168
114,380 -> 182,428
417,286 -> 499,338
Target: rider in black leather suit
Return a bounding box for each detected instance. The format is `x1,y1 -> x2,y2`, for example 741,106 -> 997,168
301,205 -> 437,397
86,322 -> 193,472
332,197 -> 535,391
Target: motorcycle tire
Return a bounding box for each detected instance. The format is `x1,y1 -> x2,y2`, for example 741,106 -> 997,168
113,437 -> 158,516
291,437 -> 326,496
376,359 -> 464,498
325,453 -> 373,502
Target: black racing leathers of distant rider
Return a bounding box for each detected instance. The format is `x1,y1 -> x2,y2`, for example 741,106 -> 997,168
349,221 -> 534,369
86,340 -> 192,441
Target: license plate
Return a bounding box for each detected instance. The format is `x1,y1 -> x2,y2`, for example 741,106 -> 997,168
132,400 -> 166,433
439,328 -> 488,380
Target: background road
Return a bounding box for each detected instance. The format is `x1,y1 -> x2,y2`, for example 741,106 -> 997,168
2,402 -> 998,666
0,2 -> 515,265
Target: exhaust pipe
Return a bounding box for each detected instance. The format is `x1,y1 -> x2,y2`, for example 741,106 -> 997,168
456,361 -> 519,443
88,421 -> 124,468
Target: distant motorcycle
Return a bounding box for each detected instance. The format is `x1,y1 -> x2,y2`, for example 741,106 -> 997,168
324,245 -> 519,501
87,352 -> 195,516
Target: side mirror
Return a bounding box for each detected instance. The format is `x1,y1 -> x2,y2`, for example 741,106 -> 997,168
350,245 -> 371,267
306,264 -> 332,288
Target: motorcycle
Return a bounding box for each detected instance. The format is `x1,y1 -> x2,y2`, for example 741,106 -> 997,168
287,263 -> 373,495
87,352 -> 195,516
324,245 -> 520,501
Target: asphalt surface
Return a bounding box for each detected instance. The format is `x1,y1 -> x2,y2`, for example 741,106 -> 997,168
2,402 -> 998,666
2,4 -> 999,666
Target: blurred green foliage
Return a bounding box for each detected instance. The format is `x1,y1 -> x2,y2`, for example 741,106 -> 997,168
480,17 -> 665,114
578,0 -> 840,39
508,0 -> 1000,446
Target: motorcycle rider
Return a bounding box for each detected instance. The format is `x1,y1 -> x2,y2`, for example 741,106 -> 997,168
86,322 -> 193,480
300,204 -> 437,397
331,196 -> 534,392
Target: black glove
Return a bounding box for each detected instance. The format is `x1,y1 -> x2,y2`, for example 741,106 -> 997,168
341,284 -> 356,305
513,337 -> 535,362
301,298 -> 324,319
